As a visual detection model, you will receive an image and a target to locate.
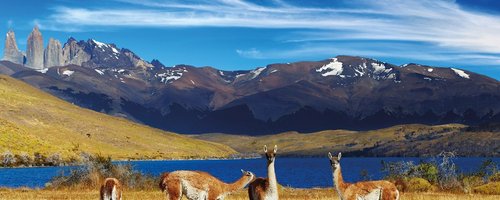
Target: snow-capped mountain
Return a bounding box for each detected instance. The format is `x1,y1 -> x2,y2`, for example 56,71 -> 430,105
1,30 -> 500,135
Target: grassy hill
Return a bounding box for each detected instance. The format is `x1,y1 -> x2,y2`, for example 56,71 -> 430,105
194,124 -> 499,157
0,75 -> 236,160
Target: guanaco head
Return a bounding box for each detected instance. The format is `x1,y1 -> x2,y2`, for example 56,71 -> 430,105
159,172 -> 169,192
328,152 -> 342,171
241,169 -> 256,181
264,145 -> 278,164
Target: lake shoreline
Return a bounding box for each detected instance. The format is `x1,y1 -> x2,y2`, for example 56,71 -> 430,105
1,155 -> 497,170
1,157 -> 498,189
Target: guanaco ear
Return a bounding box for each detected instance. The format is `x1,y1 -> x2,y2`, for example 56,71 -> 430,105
241,169 -> 245,174
328,152 -> 333,160
264,145 -> 268,153
273,145 -> 278,153
338,152 -> 342,160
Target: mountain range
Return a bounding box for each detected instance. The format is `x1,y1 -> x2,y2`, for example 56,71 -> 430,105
2,27 -> 500,135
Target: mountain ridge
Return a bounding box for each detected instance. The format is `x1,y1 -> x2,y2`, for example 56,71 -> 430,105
1,28 -> 500,135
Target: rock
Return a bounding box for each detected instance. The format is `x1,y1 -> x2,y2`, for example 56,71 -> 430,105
2,30 -> 25,64
26,26 -> 44,69
62,37 -> 91,66
151,59 -> 165,69
44,38 -> 64,68
124,51 -> 153,69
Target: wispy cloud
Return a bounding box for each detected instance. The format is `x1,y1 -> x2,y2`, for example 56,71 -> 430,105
236,48 -> 264,59
39,0 -> 500,65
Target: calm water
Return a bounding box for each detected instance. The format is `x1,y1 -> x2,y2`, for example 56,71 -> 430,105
0,157 -> 498,188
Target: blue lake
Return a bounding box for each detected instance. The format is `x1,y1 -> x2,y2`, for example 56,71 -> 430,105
0,157 -> 498,188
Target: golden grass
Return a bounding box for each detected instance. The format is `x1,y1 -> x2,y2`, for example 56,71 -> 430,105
0,75 -> 236,160
0,188 -> 498,200
193,123 -> 499,156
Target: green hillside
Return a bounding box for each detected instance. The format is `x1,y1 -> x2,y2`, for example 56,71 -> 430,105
0,75 -> 236,161
194,124 -> 499,157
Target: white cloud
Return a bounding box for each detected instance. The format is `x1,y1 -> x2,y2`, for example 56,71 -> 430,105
39,0 -> 500,63
236,48 -> 263,59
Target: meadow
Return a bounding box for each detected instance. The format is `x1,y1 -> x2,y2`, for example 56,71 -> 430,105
0,188 -> 499,200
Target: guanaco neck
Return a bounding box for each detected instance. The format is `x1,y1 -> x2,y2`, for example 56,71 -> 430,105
267,161 -> 278,194
333,165 -> 348,200
225,175 -> 253,192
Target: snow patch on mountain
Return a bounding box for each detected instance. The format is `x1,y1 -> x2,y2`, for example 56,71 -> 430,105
156,67 -> 188,84
372,63 -> 391,74
451,68 -> 470,79
92,39 -> 108,48
62,70 -> 74,77
92,39 -> 120,55
95,69 -> 104,75
37,68 -> 48,74
235,74 -> 246,79
428,68 -> 434,72
250,67 -> 265,79
317,58 -> 343,77
111,47 -> 119,54
352,63 -> 368,77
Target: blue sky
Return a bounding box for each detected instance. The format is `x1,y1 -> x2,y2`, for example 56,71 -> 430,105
1,0 -> 500,79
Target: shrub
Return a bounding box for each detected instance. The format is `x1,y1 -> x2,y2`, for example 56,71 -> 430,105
405,178 -> 433,192
489,172 -> 500,182
382,160 -> 438,184
381,160 -> 416,180
15,152 -> 32,167
413,163 -> 438,184
33,152 -> 47,166
436,152 -> 461,190
475,159 -> 498,178
46,153 -> 63,166
1,151 -> 16,167
48,154 -> 157,190
473,182 -> 500,195
462,175 -> 485,193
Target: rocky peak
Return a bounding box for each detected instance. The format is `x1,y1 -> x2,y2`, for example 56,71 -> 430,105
151,59 -> 165,69
44,38 -> 64,68
62,37 -> 91,66
26,26 -> 44,69
2,29 -> 25,64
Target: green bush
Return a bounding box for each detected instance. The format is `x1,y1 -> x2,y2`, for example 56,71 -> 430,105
413,163 -> 438,184
406,177 -> 433,192
473,182 -> 500,195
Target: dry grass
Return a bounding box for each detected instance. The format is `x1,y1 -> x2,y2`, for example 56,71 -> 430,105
0,188 -> 498,200
0,75 -> 236,160
193,124 -> 499,157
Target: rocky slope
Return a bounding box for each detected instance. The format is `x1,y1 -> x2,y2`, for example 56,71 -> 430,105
1,28 -> 500,135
